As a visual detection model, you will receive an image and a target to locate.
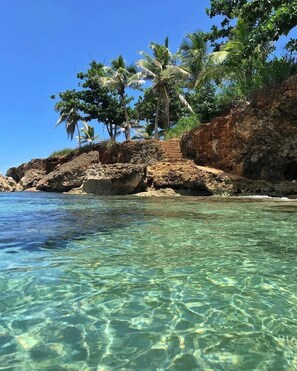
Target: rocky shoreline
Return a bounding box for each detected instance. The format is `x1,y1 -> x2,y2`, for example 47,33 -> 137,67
1,76 -> 296,197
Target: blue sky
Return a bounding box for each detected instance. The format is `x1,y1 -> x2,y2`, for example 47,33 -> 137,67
0,1 -> 295,174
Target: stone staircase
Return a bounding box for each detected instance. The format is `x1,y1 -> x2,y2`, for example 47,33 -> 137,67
159,139 -> 184,162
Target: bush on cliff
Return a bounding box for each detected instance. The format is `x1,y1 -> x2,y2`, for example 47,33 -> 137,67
165,115 -> 200,139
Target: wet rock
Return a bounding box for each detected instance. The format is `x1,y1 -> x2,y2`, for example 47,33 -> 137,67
146,160 -> 297,197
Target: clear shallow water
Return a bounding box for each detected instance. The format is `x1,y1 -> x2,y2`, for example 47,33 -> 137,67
0,193 -> 297,370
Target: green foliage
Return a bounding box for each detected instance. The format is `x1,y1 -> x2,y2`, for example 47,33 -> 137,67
255,55 -> 297,87
49,148 -> 76,157
179,31 -> 210,89
165,115 -> 200,139
135,86 -> 189,138
186,83 -> 220,122
137,37 -> 193,139
54,90 -> 83,146
207,0 -> 297,52
216,54 -> 297,108
97,56 -> 144,140
79,122 -> 99,145
77,61 -> 125,141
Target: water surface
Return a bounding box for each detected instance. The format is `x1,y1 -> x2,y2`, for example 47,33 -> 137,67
0,192 -> 296,370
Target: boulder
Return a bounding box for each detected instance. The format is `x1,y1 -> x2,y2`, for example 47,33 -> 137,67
83,163 -> 146,195
0,175 -> 18,192
36,151 -> 100,192
181,75 -> 297,181
19,168 -> 46,190
6,156 -> 73,184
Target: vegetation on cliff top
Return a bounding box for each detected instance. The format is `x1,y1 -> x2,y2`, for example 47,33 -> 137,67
52,1 -> 297,145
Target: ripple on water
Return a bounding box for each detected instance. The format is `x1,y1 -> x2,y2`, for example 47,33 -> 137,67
0,193 -> 297,369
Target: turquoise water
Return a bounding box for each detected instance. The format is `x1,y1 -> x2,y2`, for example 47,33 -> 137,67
0,193 -> 297,370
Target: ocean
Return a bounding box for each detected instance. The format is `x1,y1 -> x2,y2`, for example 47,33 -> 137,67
0,192 -> 296,370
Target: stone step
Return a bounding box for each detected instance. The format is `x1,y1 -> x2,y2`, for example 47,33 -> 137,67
159,140 -> 184,162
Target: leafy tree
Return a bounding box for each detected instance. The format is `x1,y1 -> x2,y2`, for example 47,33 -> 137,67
137,37 -> 193,139
53,90 -> 83,147
186,83 -> 220,123
134,86 -> 190,138
96,56 -> 144,141
77,61 -> 125,141
206,0 -> 297,52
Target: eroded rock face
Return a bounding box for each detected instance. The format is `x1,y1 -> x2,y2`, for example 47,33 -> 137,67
6,156 -> 73,184
19,169 -> 46,190
181,76 -> 297,181
0,175 -> 18,192
95,140 -> 164,164
147,160 -> 297,197
36,151 -> 100,192
83,163 -> 146,195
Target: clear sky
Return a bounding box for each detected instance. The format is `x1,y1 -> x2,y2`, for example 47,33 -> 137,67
0,1 -> 295,174
0,0 -> 219,174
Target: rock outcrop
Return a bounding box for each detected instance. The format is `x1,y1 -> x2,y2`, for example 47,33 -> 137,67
83,164 -> 146,195
146,160 -> 297,197
181,76 -> 297,182
3,77 -> 297,196
94,140 -> 164,164
36,151 -> 100,192
0,175 -> 18,192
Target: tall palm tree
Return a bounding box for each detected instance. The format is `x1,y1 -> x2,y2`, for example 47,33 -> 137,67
137,37 -> 193,139
179,31 -> 209,89
54,90 -> 83,147
97,55 -> 144,141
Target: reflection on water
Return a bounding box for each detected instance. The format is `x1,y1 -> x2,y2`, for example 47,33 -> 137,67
0,193 -> 297,370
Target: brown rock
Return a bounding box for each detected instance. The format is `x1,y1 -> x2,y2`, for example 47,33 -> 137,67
6,155 -> 73,184
36,151 -> 100,192
181,75 -> 297,181
0,175 -> 18,192
19,168 -> 46,190
147,160 -> 297,196
83,163 -> 146,195
94,140 -> 164,164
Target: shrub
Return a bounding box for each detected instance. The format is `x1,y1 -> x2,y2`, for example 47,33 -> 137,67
165,115 -> 200,139
49,148 -> 76,157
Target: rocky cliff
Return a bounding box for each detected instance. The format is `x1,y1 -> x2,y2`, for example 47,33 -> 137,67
181,75 -> 297,182
3,76 -> 297,197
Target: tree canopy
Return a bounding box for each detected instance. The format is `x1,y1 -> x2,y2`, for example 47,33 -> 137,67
207,0 -> 297,51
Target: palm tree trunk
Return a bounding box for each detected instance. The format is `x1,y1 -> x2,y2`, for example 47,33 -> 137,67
76,123 -> 81,147
121,93 -> 131,141
154,95 -> 161,140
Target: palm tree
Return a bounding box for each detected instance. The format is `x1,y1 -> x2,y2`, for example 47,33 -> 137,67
79,122 -> 99,145
54,90 -> 83,147
137,37 -> 193,139
97,55 -> 144,141
179,31 -> 209,89
222,20 -> 269,80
